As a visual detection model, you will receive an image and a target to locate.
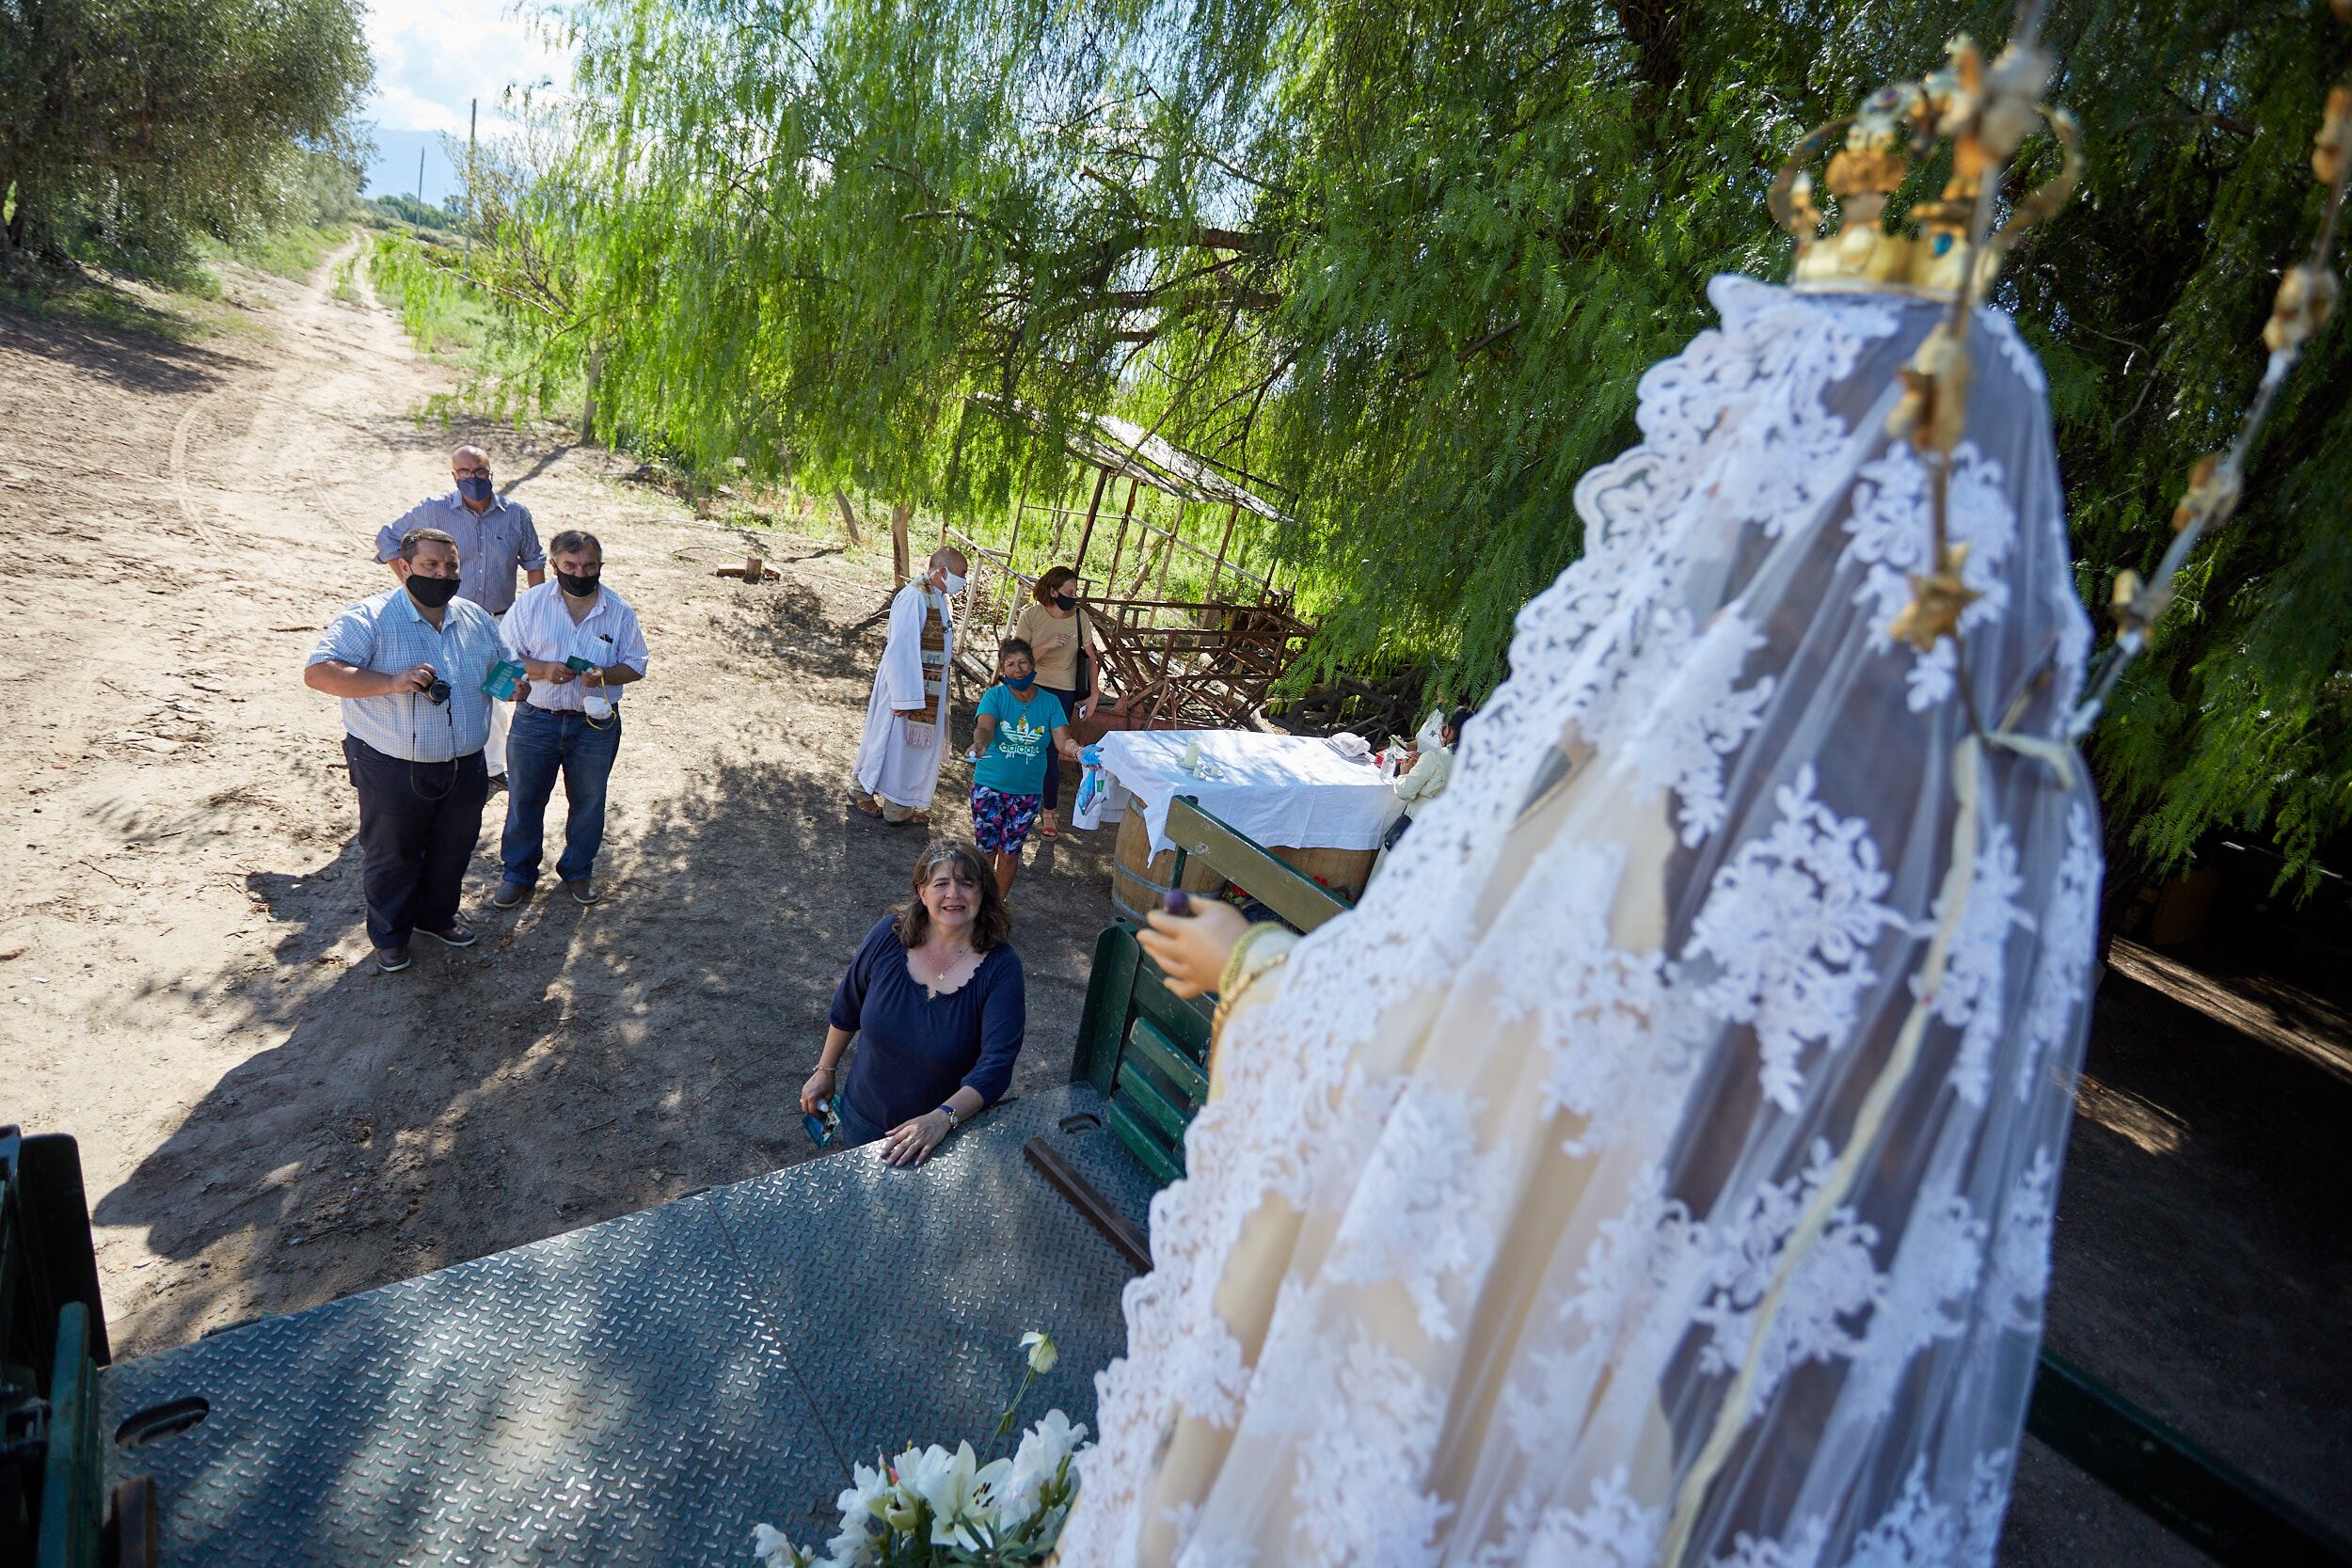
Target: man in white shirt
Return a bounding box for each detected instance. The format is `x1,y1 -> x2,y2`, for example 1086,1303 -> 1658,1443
491,531 -> 649,908
305,528 -> 512,972
850,547 -> 965,824
375,445 -> 547,783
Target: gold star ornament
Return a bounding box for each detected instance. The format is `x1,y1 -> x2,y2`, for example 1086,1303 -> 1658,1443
1887,544 -> 1981,652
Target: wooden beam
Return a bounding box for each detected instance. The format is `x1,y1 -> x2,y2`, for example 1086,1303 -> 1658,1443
1073,466 -> 1112,572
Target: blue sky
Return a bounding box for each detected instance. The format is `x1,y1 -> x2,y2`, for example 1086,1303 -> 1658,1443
358,0 -> 572,198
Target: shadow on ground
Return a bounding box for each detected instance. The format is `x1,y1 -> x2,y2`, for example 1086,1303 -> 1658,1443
92,587 -> 1117,1355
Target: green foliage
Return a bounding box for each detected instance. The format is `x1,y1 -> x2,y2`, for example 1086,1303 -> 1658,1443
365,193 -> 466,233
421,0 -> 2352,889
0,0 -> 372,275
367,229 -> 586,419
205,221 -> 352,282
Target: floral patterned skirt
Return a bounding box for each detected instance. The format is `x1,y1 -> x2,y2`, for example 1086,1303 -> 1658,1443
969,784 -> 1043,853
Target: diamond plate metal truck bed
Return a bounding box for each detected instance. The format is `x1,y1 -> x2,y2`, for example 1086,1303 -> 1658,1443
96,1085 -> 1152,1566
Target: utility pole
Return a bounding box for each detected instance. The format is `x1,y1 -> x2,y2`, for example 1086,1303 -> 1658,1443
416,146 -> 425,203
466,98 -> 477,255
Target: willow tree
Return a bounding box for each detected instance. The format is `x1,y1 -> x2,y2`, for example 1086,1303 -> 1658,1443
428,0 -> 2352,892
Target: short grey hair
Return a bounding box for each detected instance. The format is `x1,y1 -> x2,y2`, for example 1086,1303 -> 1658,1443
548,529 -> 602,560
399,527 -> 458,561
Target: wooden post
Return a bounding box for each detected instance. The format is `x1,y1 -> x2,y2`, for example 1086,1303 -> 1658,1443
890,502 -> 913,588
1073,467 -> 1112,573
832,488 -> 866,546
1104,477 -> 1142,596
1211,503 -> 1239,593
580,347 -> 603,444
1157,503 -> 1184,599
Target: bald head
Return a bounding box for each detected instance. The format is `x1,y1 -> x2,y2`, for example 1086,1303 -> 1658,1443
928,547 -> 968,593
453,446 -> 495,511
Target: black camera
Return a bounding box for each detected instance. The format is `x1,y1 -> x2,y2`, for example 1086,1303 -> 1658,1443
423,673 -> 452,705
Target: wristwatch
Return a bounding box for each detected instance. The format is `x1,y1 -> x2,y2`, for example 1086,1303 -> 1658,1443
937,1102 -> 961,1130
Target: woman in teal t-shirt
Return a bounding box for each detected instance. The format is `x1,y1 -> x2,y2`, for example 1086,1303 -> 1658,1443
965,638 -> 1081,896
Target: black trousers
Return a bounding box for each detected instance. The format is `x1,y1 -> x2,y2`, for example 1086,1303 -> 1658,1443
1039,684 -> 1081,812
343,736 -> 489,950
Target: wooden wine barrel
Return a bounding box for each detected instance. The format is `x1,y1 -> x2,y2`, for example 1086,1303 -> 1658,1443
1108,812 -> 1376,922
1110,811 -> 1228,922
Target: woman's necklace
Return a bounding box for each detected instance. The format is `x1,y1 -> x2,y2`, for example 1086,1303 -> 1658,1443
918,938 -> 975,999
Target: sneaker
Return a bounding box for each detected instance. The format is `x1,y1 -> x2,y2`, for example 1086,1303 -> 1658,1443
374,947 -> 412,974
421,923 -> 477,947
564,879 -> 599,906
491,880 -> 531,910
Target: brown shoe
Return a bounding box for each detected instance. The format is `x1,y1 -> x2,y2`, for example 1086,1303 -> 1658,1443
374,947 -> 412,974
852,798 -> 883,819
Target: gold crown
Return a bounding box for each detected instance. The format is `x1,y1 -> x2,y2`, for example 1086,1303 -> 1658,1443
1772,36 -> 2083,298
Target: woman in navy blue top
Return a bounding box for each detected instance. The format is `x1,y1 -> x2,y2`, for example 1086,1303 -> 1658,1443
803,841 -> 1025,1164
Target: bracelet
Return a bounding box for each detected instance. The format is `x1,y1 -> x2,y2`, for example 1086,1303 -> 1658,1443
813,1063 -> 838,1076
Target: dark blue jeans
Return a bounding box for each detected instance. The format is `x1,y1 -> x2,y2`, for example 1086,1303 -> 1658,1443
501,705 -> 622,887
343,736 -> 489,950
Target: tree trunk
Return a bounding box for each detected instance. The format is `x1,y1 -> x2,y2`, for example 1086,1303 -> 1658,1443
580,347 -> 603,443
832,488 -> 866,546
890,502 -> 913,589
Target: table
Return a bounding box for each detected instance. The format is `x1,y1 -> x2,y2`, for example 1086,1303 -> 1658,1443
1096,729 -> 1400,858
1092,731 -> 1400,917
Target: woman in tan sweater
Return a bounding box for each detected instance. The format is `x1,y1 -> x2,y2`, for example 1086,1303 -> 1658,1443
1009,566 -> 1096,836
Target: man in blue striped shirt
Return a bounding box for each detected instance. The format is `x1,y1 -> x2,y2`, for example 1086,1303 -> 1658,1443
373,445 -> 546,783
306,528 -> 513,973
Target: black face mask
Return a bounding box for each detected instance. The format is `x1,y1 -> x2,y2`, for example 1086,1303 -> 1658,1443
1054,593 -> 1077,611
405,575 -> 461,609
557,569 -> 601,598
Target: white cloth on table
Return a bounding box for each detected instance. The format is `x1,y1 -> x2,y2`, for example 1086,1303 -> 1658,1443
1095,729 -> 1399,857
853,582 -> 955,810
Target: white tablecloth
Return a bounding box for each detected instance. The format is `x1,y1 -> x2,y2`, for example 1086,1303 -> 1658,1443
1095,730 -> 1399,857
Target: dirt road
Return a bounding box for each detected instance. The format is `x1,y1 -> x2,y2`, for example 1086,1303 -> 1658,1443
0,248 -> 1116,1355
4,248 -> 2346,1566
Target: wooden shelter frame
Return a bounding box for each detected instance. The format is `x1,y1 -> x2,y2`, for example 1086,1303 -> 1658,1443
943,402 -> 1311,730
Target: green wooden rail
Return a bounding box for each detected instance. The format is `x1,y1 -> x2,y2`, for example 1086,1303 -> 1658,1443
1069,799 -> 2352,1568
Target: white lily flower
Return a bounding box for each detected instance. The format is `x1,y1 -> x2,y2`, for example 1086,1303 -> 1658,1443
1020,1329 -> 1059,1375
994,1408 -> 1089,1521
910,1439 -> 999,1549
751,1522 -> 810,1568
823,1459 -> 892,1565
882,1446 -> 947,1534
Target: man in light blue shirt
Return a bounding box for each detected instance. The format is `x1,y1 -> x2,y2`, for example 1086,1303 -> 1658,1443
374,445 -> 546,781
307,528 -> 514,972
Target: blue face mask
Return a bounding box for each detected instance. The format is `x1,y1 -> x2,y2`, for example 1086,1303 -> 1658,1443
457,475 -> 495,503
1004,673 -> 1035,692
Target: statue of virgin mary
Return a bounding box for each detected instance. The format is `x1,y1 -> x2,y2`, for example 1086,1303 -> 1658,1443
1057,245 -> 2103,1562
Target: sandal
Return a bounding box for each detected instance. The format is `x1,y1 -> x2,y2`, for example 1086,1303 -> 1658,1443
852,799 -> 883,818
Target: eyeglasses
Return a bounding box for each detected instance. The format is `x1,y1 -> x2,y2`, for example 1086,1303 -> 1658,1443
453,466 -> 491,479
803,1095 -> 841,1148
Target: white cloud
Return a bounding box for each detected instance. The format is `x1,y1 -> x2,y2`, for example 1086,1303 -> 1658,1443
363,0 -> 573,135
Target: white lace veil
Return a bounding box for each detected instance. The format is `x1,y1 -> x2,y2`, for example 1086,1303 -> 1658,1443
1062,277 -> 2104,1568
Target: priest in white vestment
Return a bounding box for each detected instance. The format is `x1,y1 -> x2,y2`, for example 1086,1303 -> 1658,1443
852,547 -> 966,824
